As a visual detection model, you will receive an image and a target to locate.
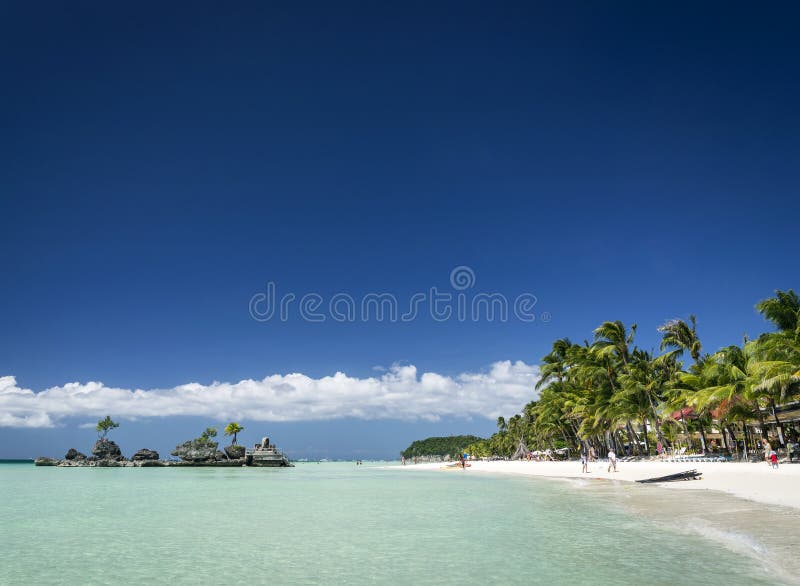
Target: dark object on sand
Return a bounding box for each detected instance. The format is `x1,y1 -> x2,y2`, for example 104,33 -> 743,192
636,469 -> 702,483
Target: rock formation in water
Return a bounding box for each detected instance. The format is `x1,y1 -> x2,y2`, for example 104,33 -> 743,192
64,448 -> 87,461
35,429 -> 260,467
91,438 -> 125,461
131,449 -> 160,461
224,445 -> 246,459
34,457 -> 60,466
171,439 -> 220,462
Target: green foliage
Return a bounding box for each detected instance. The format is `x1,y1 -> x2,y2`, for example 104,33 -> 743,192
401,435 -> 484,459
224,422 -> 244,445
96,416 -> 119,438
756,289 -> 800,338
659,315 -> 702,364
198,427 -> 218,444
491,290 -> 800,459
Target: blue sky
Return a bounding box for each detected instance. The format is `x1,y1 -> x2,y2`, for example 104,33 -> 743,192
1,2 -> 798,459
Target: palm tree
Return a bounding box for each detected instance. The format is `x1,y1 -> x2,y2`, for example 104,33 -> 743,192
756,289 -> 800,340
668,359 -> 714,454
659,315 -> 702,364
502,293 -> 800,463
687,344 -> 769,455
748,338 -> 800,446
658,315 -> 714,452
537,338 -> 573,389
591,321 -> 661,453
496,416 -> 507,433
593,320 -> 636,367
224,422 -> 244,445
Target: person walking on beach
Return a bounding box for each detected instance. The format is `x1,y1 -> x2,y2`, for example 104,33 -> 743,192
580,447 -> 588,473
762,439 -> 772,465
607,450 -> 617,473
787,440 -> 796,463
770,450 -> 779,469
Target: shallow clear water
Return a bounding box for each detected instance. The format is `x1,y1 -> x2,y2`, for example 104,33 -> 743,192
0,462 -> 792,585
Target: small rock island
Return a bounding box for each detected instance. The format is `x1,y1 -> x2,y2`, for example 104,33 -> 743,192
34,418 -> 292,467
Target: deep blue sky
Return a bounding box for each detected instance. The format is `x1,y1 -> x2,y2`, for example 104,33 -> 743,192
1,2 -> 798,458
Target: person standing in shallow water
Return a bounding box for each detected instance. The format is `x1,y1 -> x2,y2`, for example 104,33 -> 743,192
607,450 -> 617,473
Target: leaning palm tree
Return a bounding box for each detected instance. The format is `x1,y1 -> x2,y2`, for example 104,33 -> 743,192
537,338 -> 573,389
659,315 -> 702,364
688,344 -> 772,453
224,422 -> 244,445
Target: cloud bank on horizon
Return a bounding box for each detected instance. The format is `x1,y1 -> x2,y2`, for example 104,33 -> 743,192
0,361 -> 540,428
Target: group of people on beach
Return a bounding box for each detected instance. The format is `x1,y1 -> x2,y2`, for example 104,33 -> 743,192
579,446 -> 617,473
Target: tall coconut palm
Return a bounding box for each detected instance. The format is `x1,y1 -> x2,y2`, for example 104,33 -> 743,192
591,321 -> 663,453
537,338 -> 573,389
747,337 -> 800,446
659,315 -> 702,364
593,321 -> 636,367
496,416 -> 507,433
668,359 -> 714,454
687,344 -> 768,454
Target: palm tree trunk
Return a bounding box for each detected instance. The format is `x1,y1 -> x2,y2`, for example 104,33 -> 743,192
605,431 -> 615,455
753,402 -> 769,440
726,424 -> 738,459
680,413 -> 691,450
614,430 -> 624,455
645,393 -> 665,446
641,418 -> 649,453
626,420 -> 640,455
697,418 -> 708,455
570,420 -> 582,446
741,422 -> 750,459
769,399 -> 785,446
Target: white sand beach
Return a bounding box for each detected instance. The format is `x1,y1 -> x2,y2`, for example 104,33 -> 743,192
396,460 -> 800,510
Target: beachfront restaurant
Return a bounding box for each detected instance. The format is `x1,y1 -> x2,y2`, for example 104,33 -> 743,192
670,401 -> 800,460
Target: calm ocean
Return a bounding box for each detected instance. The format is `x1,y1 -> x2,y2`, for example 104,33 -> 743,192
0,462 -> 791,585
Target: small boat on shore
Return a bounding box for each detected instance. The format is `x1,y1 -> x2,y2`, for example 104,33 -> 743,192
636,469 -> 702,483
245,437 -> 293,467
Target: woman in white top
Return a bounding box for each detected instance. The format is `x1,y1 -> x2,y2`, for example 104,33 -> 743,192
607,450 -> 617,472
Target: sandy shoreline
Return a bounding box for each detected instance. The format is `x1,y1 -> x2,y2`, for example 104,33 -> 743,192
392,459 -> 800,510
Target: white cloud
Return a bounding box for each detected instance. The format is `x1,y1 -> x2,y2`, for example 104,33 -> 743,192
0,361 -> 540,428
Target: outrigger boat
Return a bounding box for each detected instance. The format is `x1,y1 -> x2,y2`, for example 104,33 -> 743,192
636,469 -> 701,483
245,437 -> 293,467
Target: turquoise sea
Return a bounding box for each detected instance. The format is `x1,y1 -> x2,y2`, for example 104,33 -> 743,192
0,462 -> 796,585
